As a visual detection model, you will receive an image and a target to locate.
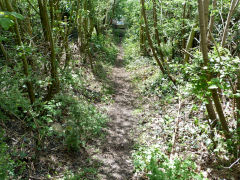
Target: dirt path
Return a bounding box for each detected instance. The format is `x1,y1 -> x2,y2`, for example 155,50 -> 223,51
92,45 -> 138,180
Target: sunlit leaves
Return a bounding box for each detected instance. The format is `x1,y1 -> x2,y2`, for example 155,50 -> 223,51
0,11 -> 24,30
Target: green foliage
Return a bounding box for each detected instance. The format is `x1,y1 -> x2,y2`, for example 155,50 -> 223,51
64,167 -> 98,180
183,47 -> 240,101
0,130 -> 26,179
112,28 -> 125,42
0,131 -> 14,179
90,34 -> 118,65
23,93 -> 108,151
0,11 -> 24,30
122,0 -> 140,28
142,72 -> 175,100
53,95 -> 108,151
123,37 -> 140,65
0,65 -> 31,120
133,145 -> 205,180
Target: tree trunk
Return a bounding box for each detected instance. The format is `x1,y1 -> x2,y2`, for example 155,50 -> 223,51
184,23 -> 197,63
64,16 -> 71,68
152,0 -> 161,48
221,0 -> 240,47
181,2 -> 187,49
140,0 -> 165,73
140,11 -> 147,56
198,0 -> 230,138
0,41 -> 11,65
5,0 -> 35,104
152,0 -> 164,58
236,72 -> 240,151
49,0 -> 54,28
38,0 -> 60,101
0,0 -> 6,10
140,0 -> 176,84
204,0 -> 210,32
207,0 -> 217,42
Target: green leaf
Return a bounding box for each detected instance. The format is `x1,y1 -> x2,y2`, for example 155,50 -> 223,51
9,12 -> 24,20
208,85 -> 218,89
234,93 -> 240,98
0,36 -> 7,42
0,11 -> 24,20
0,17 -> 14,30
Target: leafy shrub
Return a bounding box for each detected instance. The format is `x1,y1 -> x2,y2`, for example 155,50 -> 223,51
0,135 -> 14,179
26,93 -> 108,151
123,34 -> 140,65
0,130 -> 25,179
133,145 -> 205,180
141,72 -> 175,100
0,66 -> 31,121
55,95 -> 108,151
183,47 -> 240,101
90,34 -> 118,65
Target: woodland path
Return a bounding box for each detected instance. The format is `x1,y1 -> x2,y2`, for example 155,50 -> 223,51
91,44 -> 139,180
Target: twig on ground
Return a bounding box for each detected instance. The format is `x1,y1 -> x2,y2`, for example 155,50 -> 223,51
227,158 -> 240,169
170,85 -> 182,161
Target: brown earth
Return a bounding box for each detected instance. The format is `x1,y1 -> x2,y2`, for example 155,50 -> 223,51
88,45 -> 139,180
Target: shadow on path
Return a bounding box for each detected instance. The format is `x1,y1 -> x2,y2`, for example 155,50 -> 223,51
88,45 -> 139,180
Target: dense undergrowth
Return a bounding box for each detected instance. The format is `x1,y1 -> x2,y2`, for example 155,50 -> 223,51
1,0 -> 240,179
123,21 -> 240,179
123,33 -> 206,179
0,32 -> 118,179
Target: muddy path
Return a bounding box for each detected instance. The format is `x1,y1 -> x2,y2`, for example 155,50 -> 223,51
90,45 -> 139,180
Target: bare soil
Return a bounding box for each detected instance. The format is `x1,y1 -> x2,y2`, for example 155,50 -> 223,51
88,45 -> 139,180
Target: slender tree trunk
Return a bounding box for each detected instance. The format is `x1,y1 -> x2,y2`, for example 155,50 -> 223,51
152,0 -> 164,58
141,0 -> 176,84
152,0 -> 161,48
5,0 -> 35,104
236,71 -> 240,150
207,0 -> 217,41
140,18 -> 145,55
76,1 -> 83,54
184,23 -> 197,63
64,16 -> 71,68
26,8 -> 33,36
140,12 -> 147,56
140,0 -> 165,74
38,0 -> 60,101
0,42 -> 11,64
38,0 -> 49,42
83,0 -> 94,70
204,0 -> 210,32
221,0 -> 240,47
26,0 -> 39,15
49,0 -> 54,28
0,0 -> 6,10
198,0 -> 230,138
181,2 -> 187,49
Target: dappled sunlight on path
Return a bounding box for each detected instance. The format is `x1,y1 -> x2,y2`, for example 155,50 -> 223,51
90,45 -> 139,180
